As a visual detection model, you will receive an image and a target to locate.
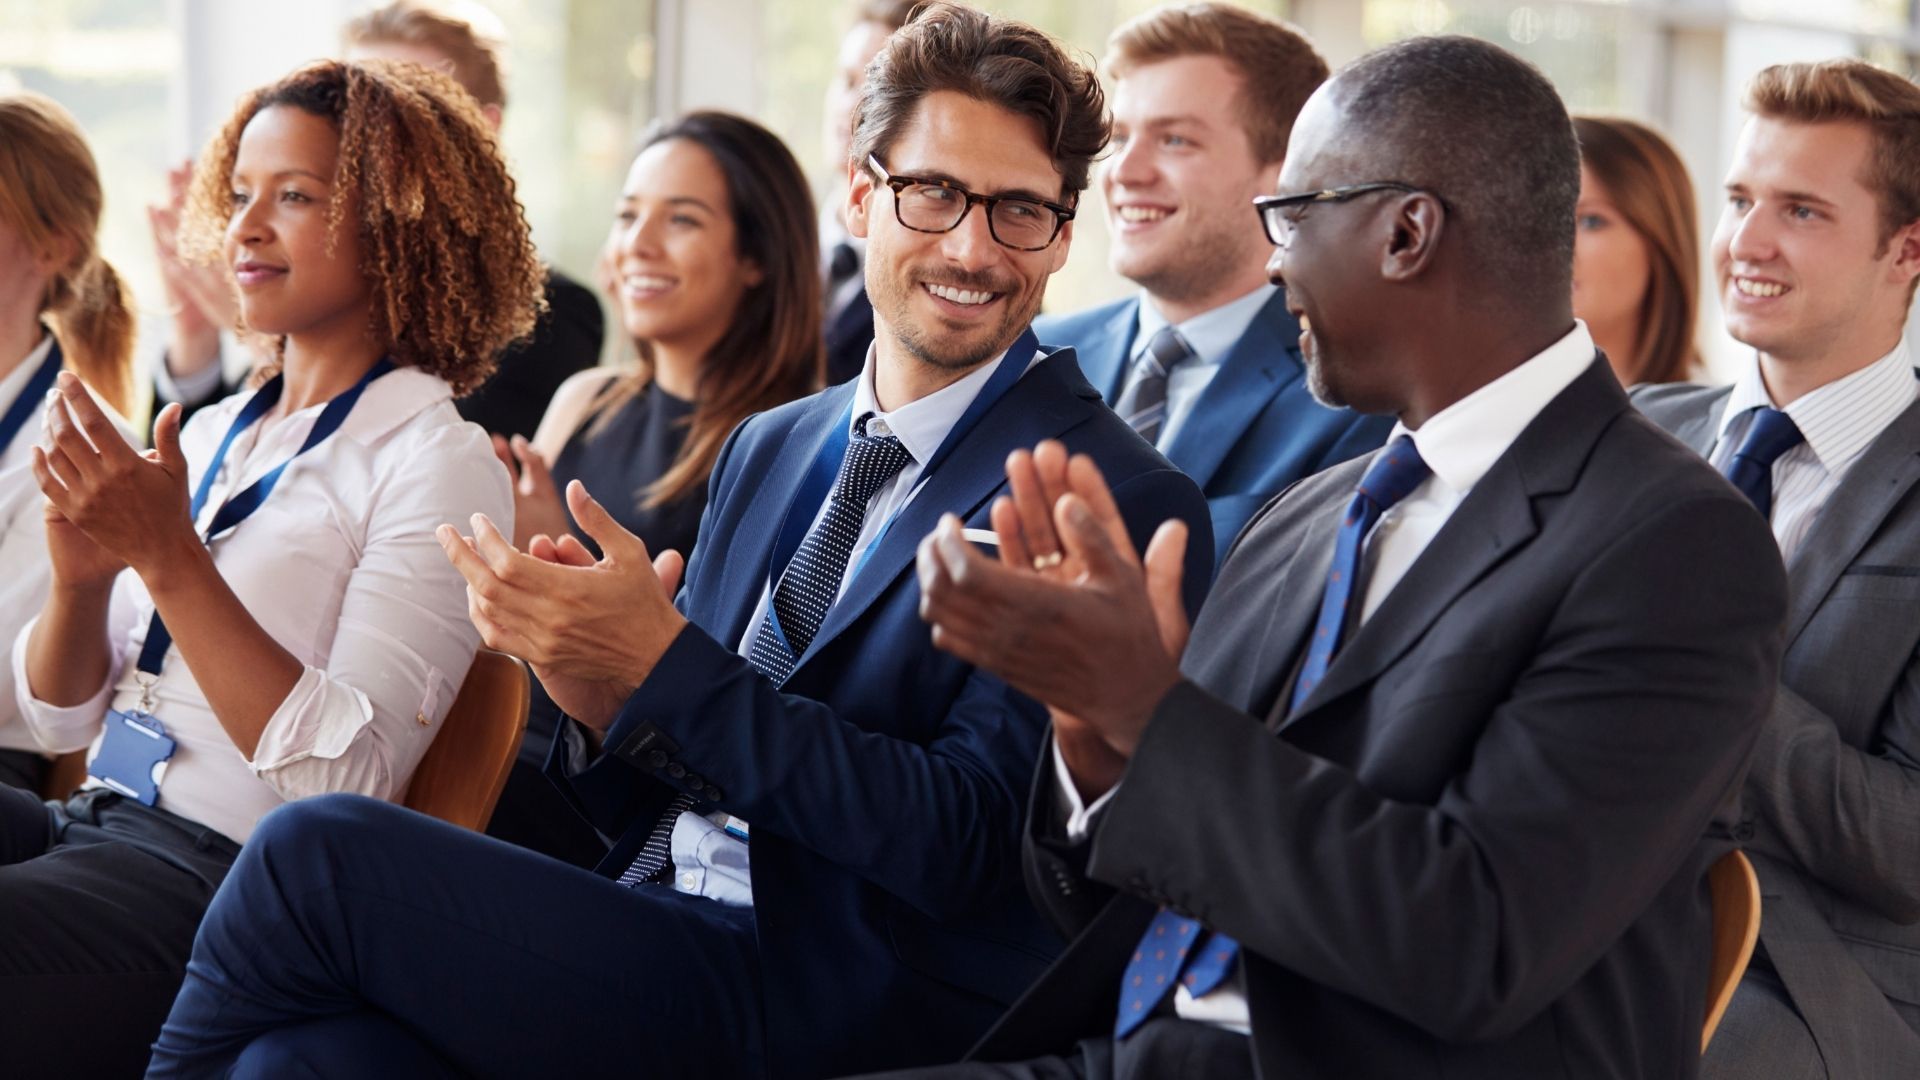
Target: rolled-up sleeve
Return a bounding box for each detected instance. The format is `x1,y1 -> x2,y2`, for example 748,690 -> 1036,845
244,422 -> 512,802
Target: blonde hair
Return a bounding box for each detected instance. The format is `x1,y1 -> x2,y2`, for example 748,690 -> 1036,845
0,93 -> 136,416
1105,2 -> 1328,164
1745,60 -> 1920,253
343,0 -> 509,109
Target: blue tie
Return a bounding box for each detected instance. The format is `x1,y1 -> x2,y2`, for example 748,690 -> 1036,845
1113,436 -> 1432,1037
1721,408 -> 1803,520
619,415 -> 913,888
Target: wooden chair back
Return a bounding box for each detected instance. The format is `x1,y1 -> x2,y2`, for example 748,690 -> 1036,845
402,650 -> 529,832
1702,849 -> 1761,1052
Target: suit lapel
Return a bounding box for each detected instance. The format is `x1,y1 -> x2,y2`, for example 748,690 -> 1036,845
1671,390 -> 1729,456
1781,398 -> 1920,648
1070,300 -> 1139,402
709,385 -> 858,648
1159,292 -> 1303,490
792,351 -> 1100,671
1283,358 -> 1623,728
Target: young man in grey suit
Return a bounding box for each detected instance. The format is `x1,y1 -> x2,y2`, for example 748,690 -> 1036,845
1634,61 -> 1920,1080
892,35 -> 1788,1080
1031,4 -> 1389,565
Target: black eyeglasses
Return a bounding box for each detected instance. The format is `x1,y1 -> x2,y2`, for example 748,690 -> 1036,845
1253,182 -> 1445,248
867,155 -> 1075,251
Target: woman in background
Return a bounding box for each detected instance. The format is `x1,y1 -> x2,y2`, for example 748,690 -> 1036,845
0,92 -> 138,794
1573,114 -> 1703,385
2,59 -> 541,1075
484,110 -> 823,866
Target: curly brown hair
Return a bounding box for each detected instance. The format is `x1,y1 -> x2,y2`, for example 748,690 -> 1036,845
180,58 -> 544,394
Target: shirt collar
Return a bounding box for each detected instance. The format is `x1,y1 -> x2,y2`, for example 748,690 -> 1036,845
256,364 -> 453,447
850,342 -> 1015,466
1390,321 -> 1597,498
1132,284 -> 1275,368
0,331 -> 55,409
1716,337 -> 1916,471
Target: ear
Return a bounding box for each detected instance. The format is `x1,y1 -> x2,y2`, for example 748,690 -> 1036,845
845,159 -> 876,240
740,257 -> 766,289
35,235 -> 76,277
1046,217 -> 1074,274
1889,217 -> 1920,289
1379,193 -> 1445,283
480,103 -> 505,133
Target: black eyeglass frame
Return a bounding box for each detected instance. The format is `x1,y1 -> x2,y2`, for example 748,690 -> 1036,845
866,154 -> 1076,252
1253,182 -> 1448,247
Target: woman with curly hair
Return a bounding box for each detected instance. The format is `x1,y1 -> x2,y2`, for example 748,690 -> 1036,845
0,92 -> 139,795
2,58 -> 540,1075
484,110 -> 823,865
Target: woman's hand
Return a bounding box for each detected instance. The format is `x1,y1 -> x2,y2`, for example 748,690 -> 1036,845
42,502 -> 128,593
493,433 -> 572,549
32,378 -> 200,581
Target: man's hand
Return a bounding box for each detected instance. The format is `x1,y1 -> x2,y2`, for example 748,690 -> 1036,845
439,480 -> 688,733
916,441 -> 1192,798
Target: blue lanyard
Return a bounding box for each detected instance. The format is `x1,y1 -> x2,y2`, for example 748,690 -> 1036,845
765,329 -> 1039,607
134,359 -> 395,678
0,338 -> 63,458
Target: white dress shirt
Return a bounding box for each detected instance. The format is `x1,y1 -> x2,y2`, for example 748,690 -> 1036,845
1055,321 -> 1599,1032
0,334 -> 136,756
1117,285 -> 1274,450
1708,338 -> 1915,564
641,341 -> 1043,907
10,366 -> 510,843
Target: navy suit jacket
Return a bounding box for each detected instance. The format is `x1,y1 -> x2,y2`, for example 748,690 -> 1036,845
1035,292 -> 1391,565
549,347 -> 1213,1078
824,284 -> 874,387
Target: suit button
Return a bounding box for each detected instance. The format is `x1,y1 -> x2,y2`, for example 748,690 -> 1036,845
647,750 -> 669,769
667,763 -> 686,779
706,785 -> 725,800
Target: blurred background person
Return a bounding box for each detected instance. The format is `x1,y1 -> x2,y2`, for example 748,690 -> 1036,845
483,110 -> 823,865
149,0 -> 604,440
819,0 -> 917,385
1,58 -> 539,1075
1572,114 -> 1702,385
0,92 -> 138,794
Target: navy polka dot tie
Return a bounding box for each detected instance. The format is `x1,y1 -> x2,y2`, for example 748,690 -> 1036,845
1721,407 -> 1803,520
1112,435 -> 1431,1036
620,415 -> 912,888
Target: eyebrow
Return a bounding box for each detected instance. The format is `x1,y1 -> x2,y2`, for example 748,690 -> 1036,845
901,168 -> 1057,204
617,194 -> 718,213
1725,181 -> 1839,209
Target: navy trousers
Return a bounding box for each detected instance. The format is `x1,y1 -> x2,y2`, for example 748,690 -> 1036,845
146,794 -> 763,1079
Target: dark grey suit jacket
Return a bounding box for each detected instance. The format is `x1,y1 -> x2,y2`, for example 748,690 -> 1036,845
976,359 -> 1788,1079
1637,381 -> 1920,1079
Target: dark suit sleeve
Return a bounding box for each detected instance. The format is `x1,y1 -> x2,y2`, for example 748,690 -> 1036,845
1745,680 -> 1920,922
1083,493 -> 1785,1042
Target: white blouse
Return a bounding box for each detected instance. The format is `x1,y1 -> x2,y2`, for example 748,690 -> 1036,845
0,335 -> 134,756
9,365 -> 511,843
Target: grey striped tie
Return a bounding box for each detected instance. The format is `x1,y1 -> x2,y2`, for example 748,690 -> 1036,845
1114,326 -> 1194,446
618,415 -> 913,888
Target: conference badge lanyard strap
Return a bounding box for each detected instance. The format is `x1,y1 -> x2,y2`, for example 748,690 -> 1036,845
90,358 -> 395,806
0,338 -> 64,458
760,329 -> 1038,656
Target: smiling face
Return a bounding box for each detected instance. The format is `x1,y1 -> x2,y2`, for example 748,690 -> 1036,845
1572,164 -> 1654,373
1104,54 -> 1278,316
848,90 -> 1073,377
224,105 -> 373,342
1713,115 -> 1916,368
606,138 -> 762,355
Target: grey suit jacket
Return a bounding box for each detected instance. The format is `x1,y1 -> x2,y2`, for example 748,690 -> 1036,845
1636,381 -> 1920,1079
978,360 -> 1788,1079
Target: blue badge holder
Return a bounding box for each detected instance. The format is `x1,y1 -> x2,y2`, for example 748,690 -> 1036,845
89,709 -> 176,807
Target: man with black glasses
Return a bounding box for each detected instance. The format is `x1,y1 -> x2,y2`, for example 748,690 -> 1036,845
891,35 -> 1786,1079
145,6 -> 1211,1079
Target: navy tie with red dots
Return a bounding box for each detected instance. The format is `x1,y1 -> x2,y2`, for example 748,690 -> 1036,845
1112,435 -> 1431,1037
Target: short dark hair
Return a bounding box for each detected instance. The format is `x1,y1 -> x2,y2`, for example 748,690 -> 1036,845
849,1 -> 1108,199
1334,36 -> 1580,297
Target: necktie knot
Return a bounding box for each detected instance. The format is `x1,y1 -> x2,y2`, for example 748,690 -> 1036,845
835,416 -> 913,507
1355,435 -> 1432,512
1116,326 -> 1195,445
1141,326 -> 1194,379
1733,407 -> 1804,469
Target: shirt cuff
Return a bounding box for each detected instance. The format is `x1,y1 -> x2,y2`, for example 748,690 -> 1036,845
153,343 -> 227,405
10,614 -> 115,754
246,665 -> 375,773
1052,734 -> 1119,842
559,716 -> 597,775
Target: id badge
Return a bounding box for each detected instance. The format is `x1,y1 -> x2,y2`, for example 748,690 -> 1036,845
89,709 -> 177,807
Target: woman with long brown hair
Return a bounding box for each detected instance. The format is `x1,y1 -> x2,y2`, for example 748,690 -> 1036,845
1573,115 -> 1703,385
0,92 -> 138,794
485,110 -> 823,864
3,58 -> 541,1074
